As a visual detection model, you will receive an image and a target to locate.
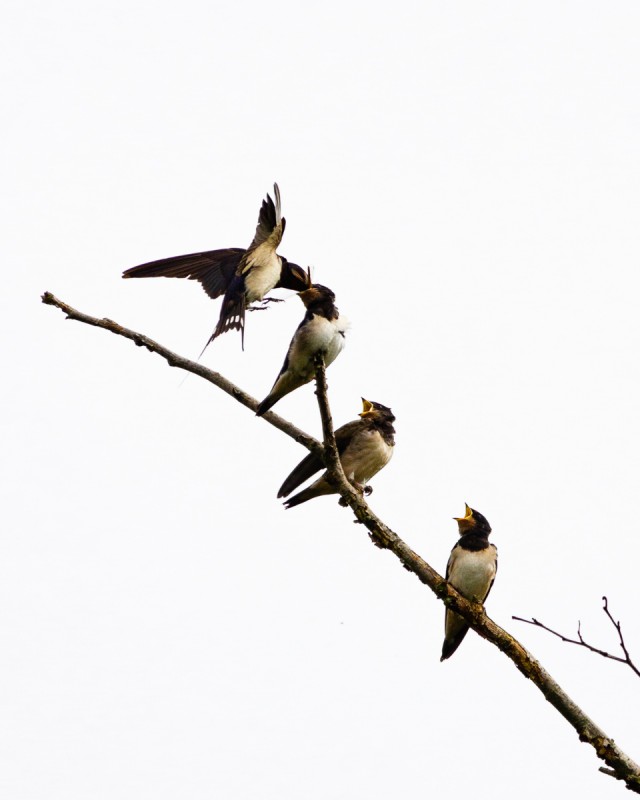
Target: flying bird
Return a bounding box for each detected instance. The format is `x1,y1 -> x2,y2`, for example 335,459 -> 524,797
255,284 -> 348,416
122,184 -> 309,350
441,505 -> 498,661
277,399 -> 395,508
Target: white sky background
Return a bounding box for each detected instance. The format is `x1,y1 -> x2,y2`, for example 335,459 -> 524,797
3,1 -> 640,797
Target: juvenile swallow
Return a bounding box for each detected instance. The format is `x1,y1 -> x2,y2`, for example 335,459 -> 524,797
441,505 -> 497,661
122,184 -> 309,350
255,284 -> 348,416
277,399 -> 395,508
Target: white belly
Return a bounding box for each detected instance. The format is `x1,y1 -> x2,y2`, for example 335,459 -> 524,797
288,313 -> 348,379
243,249 -> 282,303
448,546 -> 497,601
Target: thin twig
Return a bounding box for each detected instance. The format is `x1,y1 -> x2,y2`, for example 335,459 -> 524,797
513,597 -> 640,678
602,596 -> 639,674
44,292 -> 640,793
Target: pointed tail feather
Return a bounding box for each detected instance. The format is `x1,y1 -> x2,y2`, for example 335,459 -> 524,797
282,477 -> 333,509
256,392 -> 278,417
283,486 -> 319,509
277,452 -> 324,498
440,614 -> 470,661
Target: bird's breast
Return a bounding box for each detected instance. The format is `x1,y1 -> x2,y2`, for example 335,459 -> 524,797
341,429 -> 394,484
243,250 -> 282,302
289,314 -> 347,370
448,546 -> 497,602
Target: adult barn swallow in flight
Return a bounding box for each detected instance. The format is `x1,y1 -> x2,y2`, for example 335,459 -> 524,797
441,505 -> 497,661
277,399 -> 395,508
122,184 -> 309,350
255,284 -> 348,416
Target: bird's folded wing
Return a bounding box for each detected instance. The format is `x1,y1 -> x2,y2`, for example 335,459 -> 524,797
123,248 -> 245,299
444,544 -> 459,581
277,420 -> 363,497
483,544 -> 498,601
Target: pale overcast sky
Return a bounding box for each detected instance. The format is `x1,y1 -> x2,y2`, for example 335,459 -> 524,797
4,2 -> 640,798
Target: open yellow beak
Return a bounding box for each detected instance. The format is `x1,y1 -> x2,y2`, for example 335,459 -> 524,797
453,503 -> 473,522
359,398 -> 375,417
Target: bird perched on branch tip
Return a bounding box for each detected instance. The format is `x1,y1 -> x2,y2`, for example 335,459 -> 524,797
277,398 -> 395,508
122,184 -> 309,351
441,505 -> 498,661
255,284 -> 348,416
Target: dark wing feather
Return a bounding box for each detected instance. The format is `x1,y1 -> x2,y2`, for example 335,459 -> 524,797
277,420 -> 364,497
201,274 -> 246,353
334,420 -> 366,454
482,544 -> 498,602
123,248 -> 245,299
238,184 -> 285,275
444,543 -> 458,581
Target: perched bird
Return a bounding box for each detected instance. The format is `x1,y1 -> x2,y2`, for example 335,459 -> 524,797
277,399 -> 395,508
122,184 -> 309,350
441,505 -> 498,661
255,284 -> 348,417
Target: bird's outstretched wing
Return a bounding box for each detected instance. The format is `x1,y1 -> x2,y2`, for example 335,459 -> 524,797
238,183 -> 285,275
122,247 -> 245,299
277,420 -> 363,497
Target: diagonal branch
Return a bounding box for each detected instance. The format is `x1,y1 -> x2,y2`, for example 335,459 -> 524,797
513,597 -> 640,679
41,292 -> 323,459
43,291 -> 640,794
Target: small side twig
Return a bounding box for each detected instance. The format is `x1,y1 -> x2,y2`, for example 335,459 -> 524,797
513,596 -> 640,678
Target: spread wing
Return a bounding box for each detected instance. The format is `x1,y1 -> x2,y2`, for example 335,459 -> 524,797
123,247 -> 244,299
238,183 -> 285,276
277,420 -> 363,498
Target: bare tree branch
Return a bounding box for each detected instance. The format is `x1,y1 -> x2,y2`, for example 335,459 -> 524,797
513,597 -> 640,679
41,292 -> 323,459
43,291 -> 640,794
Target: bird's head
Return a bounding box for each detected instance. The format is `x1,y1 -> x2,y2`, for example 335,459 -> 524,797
453,504 -> 492,535
283,263 -> 312,292
359,398 -> 396,423
298,283 -> 336,308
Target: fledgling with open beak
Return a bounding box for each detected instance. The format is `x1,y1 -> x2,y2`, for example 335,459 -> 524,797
122,184 -> 310,350
441,505 -> 498,661
277,399 -> 395,508
255,284 -> 348,417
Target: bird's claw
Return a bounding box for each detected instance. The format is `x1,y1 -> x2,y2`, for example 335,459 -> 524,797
248,298 -> 284,312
